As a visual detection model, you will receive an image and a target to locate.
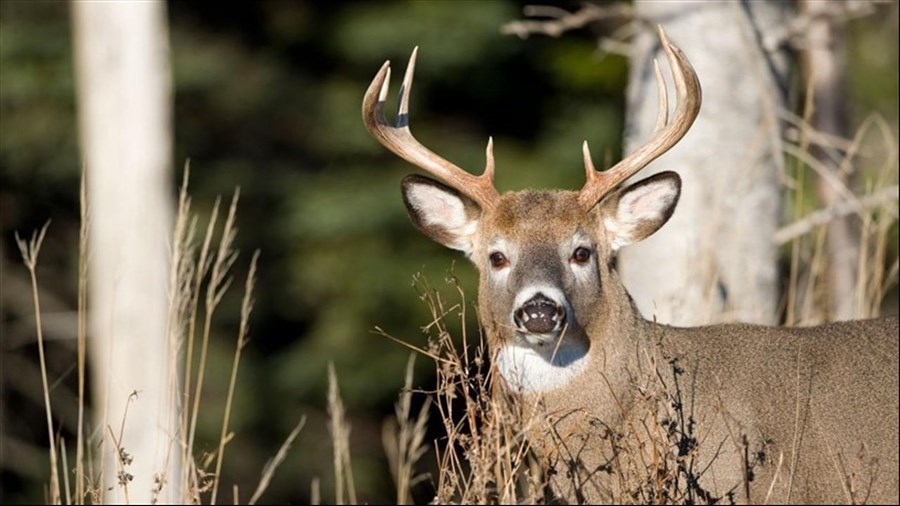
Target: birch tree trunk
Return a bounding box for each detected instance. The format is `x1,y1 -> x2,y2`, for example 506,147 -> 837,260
619,0 -> 791,326
72,1 -> 179,502
801,0 -> 860,320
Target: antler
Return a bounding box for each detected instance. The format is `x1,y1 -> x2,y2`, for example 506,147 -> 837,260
362,47 -> 500,211
578,26 -> 702,210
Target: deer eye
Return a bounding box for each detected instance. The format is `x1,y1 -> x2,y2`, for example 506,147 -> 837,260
572,247 -> 592,265
489,251 -> 509,269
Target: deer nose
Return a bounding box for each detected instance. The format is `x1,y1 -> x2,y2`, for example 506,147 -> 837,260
514,294 -> 566,335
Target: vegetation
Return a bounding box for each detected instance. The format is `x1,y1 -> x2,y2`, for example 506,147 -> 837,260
2,1 -> 897,504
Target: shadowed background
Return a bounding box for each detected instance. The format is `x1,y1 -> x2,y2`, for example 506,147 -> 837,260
1,1 -> 897,504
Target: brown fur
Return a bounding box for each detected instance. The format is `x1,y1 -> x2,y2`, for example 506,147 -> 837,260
402,175 -> 899,504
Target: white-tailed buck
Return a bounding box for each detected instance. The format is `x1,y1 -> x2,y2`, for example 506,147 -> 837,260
362,28 -> 899,504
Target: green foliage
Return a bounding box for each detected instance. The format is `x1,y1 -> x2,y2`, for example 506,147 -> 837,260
2,1 -> 898,504
0,2 -> 78,192
332,1 -> 518,71
848,13 -> 899,122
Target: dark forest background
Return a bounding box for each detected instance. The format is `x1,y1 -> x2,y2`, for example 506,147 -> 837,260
2,1 -> 897,503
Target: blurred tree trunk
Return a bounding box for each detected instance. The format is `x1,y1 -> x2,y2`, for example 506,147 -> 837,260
619,0 -> 791,326
72,1 -> 179,503
801,0 -> 860,320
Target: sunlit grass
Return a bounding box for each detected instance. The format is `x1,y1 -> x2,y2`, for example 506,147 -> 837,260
16,168 -> 303,505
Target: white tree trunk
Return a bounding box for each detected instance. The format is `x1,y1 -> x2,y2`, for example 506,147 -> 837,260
72,1 -> 179,502
801,0 -> 860,321
619,0 -> 790,326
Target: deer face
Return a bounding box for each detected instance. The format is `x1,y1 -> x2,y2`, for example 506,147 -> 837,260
364,29 -> 699,390
402,172 -> 681,351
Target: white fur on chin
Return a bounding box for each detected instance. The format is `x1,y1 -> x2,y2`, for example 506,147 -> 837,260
496,337 -> 589,393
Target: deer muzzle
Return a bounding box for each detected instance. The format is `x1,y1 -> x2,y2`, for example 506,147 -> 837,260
514,293 -> 567,338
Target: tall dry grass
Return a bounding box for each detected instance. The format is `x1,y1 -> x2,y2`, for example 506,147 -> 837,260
381,274 -> 759,504
327,362 -> 357,506
780,108 -> 899,325
16,167 -> 303,505
381,355 -> 430,505
15,222 -> 59,504
376,273 -> 549,503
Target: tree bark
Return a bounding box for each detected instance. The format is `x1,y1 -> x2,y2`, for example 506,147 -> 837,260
72,1 -> 179,502
801,0 -> 861,321
619,0 -> 791,326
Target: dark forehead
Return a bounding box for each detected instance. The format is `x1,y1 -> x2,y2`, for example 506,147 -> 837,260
486,190 -> 591,237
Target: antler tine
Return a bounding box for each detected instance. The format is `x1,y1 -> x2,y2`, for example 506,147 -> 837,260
578,26 -> 701,210
362,47 -> 500,211
652,58 -> 668,135
485,136 -> 495,181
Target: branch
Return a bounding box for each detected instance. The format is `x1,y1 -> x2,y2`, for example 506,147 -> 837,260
764,0 -> 886,51
774,185 -> 899,245
501,3 -> 633,39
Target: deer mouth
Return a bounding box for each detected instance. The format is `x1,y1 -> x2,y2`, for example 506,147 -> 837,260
513,293 -> 567,346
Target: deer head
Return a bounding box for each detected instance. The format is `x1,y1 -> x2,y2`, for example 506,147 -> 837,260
363,27 -> 701,391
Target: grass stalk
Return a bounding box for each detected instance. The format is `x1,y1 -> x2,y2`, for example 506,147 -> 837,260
186,189 -> 239,498
75,169 -> 89,505
180,194 -> 221,496
161,164 -> 198,503
327,362 -> 357,505
60,436 -> 71,505
15,222 -> 60,505
384,355 -> 430,505
20,169 -> 306,504
211,250 -> 260,504
248,416 -> 308,505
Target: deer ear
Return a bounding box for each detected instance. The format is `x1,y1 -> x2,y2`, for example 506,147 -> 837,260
601,171 -> 681,252
402,174 -> 482,255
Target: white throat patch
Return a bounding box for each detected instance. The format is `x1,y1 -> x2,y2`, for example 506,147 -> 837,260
496,337 -> 589,393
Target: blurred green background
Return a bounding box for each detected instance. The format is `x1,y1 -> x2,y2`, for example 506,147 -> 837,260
1,1 -> 897,504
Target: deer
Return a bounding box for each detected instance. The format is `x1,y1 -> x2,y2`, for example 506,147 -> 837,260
362,28 -> 899,504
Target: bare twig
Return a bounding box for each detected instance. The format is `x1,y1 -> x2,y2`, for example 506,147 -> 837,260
764,0 -> 884,51
780,109 -> 860,157
501,3 -> 633,39
774,185 -> 898,245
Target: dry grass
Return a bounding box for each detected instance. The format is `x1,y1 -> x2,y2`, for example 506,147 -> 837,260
327,362 -> 357,505
247,416 -> 307,505
781,108 -> 899,325
381,355 -> 430,505
15,167 -> 305,505
210,248 -> 260,504
384,274 -> 760,504
15,222 -> 59,505
377,273 -> 546,504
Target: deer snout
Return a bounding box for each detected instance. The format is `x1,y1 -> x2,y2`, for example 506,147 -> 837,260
514,293 -> 566,336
